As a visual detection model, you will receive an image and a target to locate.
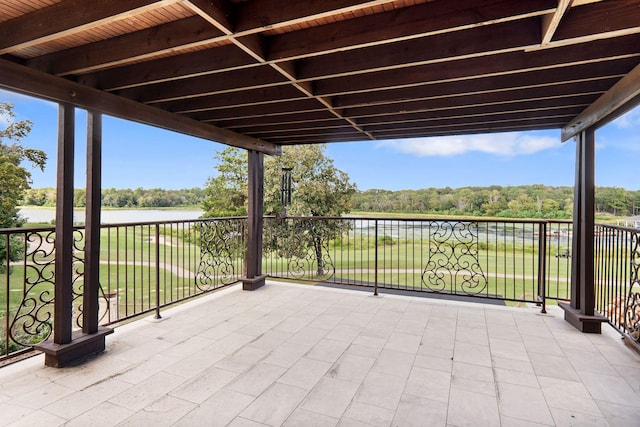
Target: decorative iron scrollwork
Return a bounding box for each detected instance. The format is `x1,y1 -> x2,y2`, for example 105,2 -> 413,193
264,218 -> 337,281
421,221 -> 488,295
625,232 -> 640,343
72,229 -> 85,329
195,219 -> 244,290
9,230 -> 56,347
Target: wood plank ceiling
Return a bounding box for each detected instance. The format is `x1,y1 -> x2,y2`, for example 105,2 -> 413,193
0,0 -> 639,153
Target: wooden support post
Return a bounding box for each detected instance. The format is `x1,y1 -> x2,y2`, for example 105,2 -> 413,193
242,149 -> 267,290
83,111 -> 102,334
36,106 -> 112,367
580,129 -> 596,316
53,103 -> 75,345
560,128 -> 606,333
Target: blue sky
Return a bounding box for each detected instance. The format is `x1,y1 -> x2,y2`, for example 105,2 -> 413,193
2,88 -> 639,191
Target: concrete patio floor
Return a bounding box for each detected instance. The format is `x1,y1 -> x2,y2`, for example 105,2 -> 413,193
1,281 -> 640,427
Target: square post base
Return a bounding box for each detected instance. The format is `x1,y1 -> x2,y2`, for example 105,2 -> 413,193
34,327 -> 114,368
241,275 -> 267,291
559,302 -> 607,333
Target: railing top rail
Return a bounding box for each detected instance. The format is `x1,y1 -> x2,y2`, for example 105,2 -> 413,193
265,215 -> 571,225
98,216 -> 247,228
1,215 -> 575,234
595,222 -> 640,233
0,225 -> 71,234
0,216 -> 249,233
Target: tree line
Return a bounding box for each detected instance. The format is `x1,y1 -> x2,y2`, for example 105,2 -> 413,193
351,185 -> 640,218
21,184 -> 640,219
22,187 -> 205,208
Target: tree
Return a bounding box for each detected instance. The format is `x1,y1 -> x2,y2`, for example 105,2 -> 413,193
201,147 -> 248,217
263,145 -> 356,276
263,145 -> 356,216
201,144 -> 356,276
0,102 -> 47,271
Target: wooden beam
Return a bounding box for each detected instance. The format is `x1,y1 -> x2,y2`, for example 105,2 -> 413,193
31,0 -> 556,84
267,0 -> 556,60
160,86 -> 308,114
214,110 -> 336,128
562,62 -> 640,141
153,53 -> 630,114
296,19 -> 542,81
0,0 -> 178,54
79,46 -> 256,91
189,99 -> 328,122
315,33 -> 640,96
353,102 -> 590,127
343,83 -> 610,119
550,0 -> 640,46
541,0 -> 572,45
0,59 -> 280,155
183,0 -> 234,34
230,99 -> 591,136
365,123 -> 565,140
118,66 -> 289,104
27,17 -> 224,76
334,58 -> 632,108
234,0 -> 395,33
359,109 -> 581,133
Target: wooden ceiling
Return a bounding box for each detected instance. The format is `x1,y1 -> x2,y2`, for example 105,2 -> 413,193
1,0 -> 639,154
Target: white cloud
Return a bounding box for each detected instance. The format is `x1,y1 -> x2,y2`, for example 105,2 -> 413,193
375,132 -> 560,157
611,105 -> 640,129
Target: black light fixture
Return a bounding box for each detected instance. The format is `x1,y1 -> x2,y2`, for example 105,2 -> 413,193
280,167 -> 292,207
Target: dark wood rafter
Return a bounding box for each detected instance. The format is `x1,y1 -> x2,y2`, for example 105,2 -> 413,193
3,0 -> 637,146
266,0 -> 557,61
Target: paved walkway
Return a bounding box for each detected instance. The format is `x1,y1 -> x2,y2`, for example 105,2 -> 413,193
1,281 -> 639,426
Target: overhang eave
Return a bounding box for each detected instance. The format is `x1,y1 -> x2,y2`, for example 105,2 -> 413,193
0,58 -> 281,156
562,62 -> 640,141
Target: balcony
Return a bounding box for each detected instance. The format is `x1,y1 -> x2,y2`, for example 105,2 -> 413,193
1,216 -> 640,425
1,280 -> 639,426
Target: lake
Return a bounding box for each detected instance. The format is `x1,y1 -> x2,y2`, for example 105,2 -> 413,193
19,208 -> 204,224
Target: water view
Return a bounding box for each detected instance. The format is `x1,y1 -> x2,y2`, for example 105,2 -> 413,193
19,208 -> 204,224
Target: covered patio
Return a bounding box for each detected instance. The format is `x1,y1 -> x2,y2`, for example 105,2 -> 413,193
1,1 -> 640,424
1,281 -> 639,426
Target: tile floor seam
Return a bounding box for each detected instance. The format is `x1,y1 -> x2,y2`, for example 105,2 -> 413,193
441,308 -> 463,427
511,314 -> 567,426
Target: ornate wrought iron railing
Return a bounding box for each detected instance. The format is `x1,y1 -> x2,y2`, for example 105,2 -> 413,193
1,217 -> 246,363
594,223 -> 640,346
263,217 -> 573,307
4,214 -> 640,364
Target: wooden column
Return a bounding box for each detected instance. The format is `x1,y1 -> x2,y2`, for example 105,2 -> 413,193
83,111 -> 102,334
242,149 -> 267,290
36,107 -> 112,367
53,103 -> 75,345
560,128 -> 606,332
